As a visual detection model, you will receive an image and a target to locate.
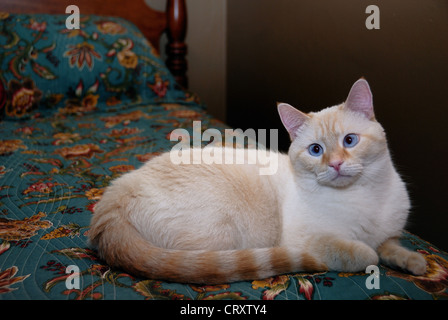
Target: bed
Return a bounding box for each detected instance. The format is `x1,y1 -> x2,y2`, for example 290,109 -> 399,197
0,0 -> 447,301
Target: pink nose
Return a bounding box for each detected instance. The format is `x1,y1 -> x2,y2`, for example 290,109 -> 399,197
329,160 -> 344,172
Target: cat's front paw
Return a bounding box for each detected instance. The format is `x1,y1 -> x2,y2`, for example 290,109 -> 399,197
403,252 -> 427,276
378,239 -> 428,276
323,239 -> 379,272
346,242 -> 379,272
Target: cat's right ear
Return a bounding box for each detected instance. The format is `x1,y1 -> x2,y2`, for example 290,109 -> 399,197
277,103 -> 309,140
345,79 -> 375,120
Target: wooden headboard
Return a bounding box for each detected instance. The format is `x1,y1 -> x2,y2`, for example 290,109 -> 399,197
0,0 -> 188,87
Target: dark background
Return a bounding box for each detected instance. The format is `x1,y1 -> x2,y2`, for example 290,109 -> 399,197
226,0 -> 448,250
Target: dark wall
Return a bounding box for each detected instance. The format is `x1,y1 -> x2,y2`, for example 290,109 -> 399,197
227,0 -> 448,250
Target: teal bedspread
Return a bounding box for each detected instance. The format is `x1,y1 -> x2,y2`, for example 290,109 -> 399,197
0,13 -> 447,300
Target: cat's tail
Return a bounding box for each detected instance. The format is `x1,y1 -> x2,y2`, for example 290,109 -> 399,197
89,207 -> 326,284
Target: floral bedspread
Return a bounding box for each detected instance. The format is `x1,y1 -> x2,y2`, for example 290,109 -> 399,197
0,13 -> 447,300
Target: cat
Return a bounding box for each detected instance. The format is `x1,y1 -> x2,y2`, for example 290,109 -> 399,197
89,79 -> 427,284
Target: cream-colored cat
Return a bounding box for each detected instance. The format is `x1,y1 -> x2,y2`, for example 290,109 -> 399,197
89,79 -> 427,284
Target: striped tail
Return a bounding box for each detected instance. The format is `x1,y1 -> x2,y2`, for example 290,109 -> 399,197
89,212 -> 326,284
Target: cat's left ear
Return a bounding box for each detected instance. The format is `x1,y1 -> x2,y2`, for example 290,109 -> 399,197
345,79 -> 375,120
277,103 -> 310,140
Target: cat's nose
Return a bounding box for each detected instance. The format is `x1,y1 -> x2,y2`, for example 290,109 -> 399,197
329,160 -> 344,172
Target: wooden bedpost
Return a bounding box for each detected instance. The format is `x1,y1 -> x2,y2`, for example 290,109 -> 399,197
166,0 -> 188,88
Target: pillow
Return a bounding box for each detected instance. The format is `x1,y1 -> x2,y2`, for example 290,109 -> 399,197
0,13 -> 191,120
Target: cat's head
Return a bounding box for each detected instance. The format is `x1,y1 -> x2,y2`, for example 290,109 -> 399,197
278,79 -> 388,188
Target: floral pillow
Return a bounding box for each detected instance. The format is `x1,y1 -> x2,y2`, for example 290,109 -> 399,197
0,13 -> 190,120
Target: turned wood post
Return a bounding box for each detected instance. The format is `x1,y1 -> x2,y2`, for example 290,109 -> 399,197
166,0 -> 188,88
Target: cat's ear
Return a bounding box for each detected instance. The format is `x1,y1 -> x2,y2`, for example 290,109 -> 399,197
345,79 -> 375,120
277,103 -> 309,140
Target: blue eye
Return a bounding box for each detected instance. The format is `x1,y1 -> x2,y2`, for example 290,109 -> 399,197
343,134 -> 359,148
308,143 -> 323,157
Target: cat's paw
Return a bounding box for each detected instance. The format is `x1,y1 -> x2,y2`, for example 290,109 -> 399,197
378,240 -> 427,276
324,240 -> 379,272
403,252 -> 427,276
346,242 -> 379,272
